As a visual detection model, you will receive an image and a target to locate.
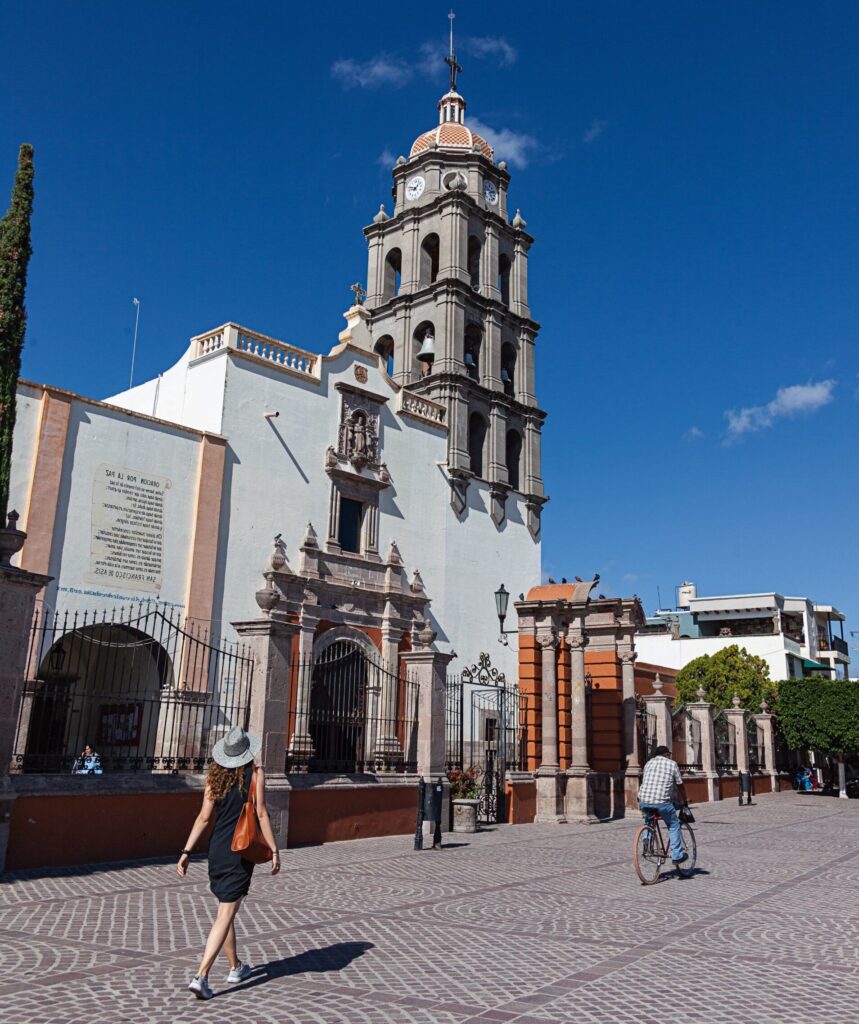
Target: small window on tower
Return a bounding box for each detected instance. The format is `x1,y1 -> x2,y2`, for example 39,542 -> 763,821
338,498 -> 364,553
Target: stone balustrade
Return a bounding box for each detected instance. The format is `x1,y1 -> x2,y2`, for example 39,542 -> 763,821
396,390 -> 447,429
192,323 -> 321,380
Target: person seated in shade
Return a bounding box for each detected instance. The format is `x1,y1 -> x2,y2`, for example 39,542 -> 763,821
72,744 -> 102,774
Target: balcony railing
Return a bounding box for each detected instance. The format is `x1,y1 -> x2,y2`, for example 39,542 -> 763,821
820,635 -> 849,656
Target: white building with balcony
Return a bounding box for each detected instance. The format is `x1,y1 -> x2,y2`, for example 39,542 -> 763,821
635,583 -> 850,682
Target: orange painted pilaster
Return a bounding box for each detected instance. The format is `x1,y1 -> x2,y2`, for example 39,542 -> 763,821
19,389 -> 72,575
183,435 -> 227,629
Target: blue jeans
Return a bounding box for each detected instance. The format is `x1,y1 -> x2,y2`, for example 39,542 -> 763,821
640,801 -> 684,861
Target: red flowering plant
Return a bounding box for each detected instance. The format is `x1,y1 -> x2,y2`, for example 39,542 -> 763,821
448,766 -> 480,799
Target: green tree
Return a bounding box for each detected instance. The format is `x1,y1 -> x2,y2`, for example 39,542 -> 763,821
773,677 -> 859,757
0,144 -> 35,521
675,644 -> 774,710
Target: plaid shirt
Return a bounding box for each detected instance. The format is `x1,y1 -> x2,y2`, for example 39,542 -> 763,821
638,755 -> 683,805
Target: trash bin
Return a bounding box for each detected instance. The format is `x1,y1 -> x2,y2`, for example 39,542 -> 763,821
424,778 -> 444,822
739,771 -> 753,805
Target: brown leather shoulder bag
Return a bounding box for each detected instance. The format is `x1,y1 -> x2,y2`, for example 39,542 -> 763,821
231,766 -> 273,864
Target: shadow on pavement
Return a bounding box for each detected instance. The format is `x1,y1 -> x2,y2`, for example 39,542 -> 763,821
226,941 -> 374,992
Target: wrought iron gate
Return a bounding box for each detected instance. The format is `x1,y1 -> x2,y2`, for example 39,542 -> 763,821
446,653 -> 526,824
12,602 -> 253,773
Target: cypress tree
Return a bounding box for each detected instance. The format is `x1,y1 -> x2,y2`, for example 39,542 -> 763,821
0,143 -> 35,522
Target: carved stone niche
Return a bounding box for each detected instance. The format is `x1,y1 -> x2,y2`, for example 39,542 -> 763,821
334,382 -> 387,471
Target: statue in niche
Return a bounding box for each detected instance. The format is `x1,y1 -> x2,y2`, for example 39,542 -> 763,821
351,411 -> 368,458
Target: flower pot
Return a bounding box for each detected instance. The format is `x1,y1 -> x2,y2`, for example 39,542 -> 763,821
0,517 -> 26,567
452,798 -> 480,833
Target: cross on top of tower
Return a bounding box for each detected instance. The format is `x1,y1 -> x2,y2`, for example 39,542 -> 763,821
444,10 -> 462,93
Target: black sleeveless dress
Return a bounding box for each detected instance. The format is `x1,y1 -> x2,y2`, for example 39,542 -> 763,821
208,764 -> 255,903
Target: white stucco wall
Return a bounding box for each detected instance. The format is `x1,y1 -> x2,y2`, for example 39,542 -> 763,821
635,632 -> 795,684
8,386 -> 43,521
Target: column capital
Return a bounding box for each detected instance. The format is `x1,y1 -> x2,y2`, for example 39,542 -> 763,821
231,617 -> 299,640
565,630 -> 587,651
619,649 -> 637,665
537,629 -> 559,650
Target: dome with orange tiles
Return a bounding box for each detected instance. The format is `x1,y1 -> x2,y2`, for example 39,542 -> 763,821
410,90 -> 494,160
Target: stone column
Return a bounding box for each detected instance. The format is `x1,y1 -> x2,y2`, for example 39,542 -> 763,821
232,604 -> 299,851
400,647 -> 454,835
488,400 -> 507,485
518,327 -> 537,406
565,629 -> 596,822
481,222 -> 500,302
689,689 -> 719,801
535,629 -> 565,822
725,696 -> 749,775
0,558 -> 52,872
523,414 -> 544,497
620,648 -> 641,807
511,236 -> 531,319
400,219 -> 420,294
373,622 -> 403,769
286,617 -> 317,767
365,229 -> 385,307
755,701 -> 779,792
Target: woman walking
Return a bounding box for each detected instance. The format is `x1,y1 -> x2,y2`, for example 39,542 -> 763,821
177,726 -> 281,999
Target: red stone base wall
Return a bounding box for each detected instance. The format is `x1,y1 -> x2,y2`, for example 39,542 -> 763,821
287,782 -> 418,846
7,791 -> 210,871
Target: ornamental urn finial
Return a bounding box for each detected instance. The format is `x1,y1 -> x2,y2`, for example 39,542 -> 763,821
696,685 -> 707,700
732,693 -> 741,708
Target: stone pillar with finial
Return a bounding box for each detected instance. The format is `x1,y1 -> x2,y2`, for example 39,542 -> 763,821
0,509 -> 52,871
725,694 -> 749,776
755,699 -> 779,792
688,686 -> 720,801
643,672 -> 674,752
400,619 -> 454,835
231,537 -> 300,848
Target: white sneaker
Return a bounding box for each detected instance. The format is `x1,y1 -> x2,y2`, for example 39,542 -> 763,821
227,961 -> 252,983
188,975 -> 214,1000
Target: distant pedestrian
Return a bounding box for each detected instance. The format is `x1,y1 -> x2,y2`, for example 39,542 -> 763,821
72,744 -> 102,774
177,727 -> 280,1000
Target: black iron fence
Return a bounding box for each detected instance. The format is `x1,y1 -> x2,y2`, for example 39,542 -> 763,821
12,603 -> 253,773
445,653 -> 527,824
713,709 -> 737,773
671,704 -> 703,771
284,641 -> 419,774
637,700 -> 658,761
746,712 -> 764,772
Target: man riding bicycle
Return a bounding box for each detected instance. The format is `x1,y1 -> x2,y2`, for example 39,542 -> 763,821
638,745 -> 689,866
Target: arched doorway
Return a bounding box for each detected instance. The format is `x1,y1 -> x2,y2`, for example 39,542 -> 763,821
308,638 -> 371,772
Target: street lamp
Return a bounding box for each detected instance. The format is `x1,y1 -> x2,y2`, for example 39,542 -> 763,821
494,583 -> 518,645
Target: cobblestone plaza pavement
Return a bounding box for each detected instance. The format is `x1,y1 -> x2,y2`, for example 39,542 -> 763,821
2,791 -> 858,1024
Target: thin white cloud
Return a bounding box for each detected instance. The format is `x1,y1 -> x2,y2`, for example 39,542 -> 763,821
724,380 -> 836,442
583,119 -> 607,144
464,36 -> 517,67
684,425 -> 704,441
622,573 -> 639,584
331,55 -> 412,89
376,147 -> 396,170
468,116 -> 539,170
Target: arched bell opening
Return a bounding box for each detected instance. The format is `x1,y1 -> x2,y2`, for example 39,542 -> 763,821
374,334 -> 395,378
468,411 -> 488,478
505,429 -> 523,491
419,233 -> 440,287
464,324 -> 482,382
413,320 -> 436,379
468,235 -> 482,291
498,252 -> 512,306
501,342 -> 517,397
383,248 -> 402,300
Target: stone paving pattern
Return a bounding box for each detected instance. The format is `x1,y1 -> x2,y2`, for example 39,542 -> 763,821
2,791 -> 859,1023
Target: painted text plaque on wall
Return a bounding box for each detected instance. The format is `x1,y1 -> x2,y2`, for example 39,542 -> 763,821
85,464 -> 170,592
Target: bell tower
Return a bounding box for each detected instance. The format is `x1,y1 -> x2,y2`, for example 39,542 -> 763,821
361,17 -> 547,535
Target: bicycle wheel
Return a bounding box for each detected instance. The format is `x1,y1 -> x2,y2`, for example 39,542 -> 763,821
633,823 -> 664,885
676,824 -> 697,877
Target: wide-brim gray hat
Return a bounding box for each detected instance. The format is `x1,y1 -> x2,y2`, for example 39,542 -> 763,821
212,726 -> 261,768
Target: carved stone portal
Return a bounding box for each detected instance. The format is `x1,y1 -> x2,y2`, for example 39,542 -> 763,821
337,392 -> 381,470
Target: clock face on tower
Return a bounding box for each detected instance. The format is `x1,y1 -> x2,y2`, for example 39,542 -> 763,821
405,175 -> 426,201
483,179 -> 498,205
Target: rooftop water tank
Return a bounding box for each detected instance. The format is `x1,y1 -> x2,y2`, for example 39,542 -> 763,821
678,581 -> 697,608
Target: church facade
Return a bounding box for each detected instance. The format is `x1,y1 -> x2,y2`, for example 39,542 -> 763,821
9,70 -> 547,713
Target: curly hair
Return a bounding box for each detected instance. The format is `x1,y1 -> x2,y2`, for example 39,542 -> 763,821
206,761 -> 251,802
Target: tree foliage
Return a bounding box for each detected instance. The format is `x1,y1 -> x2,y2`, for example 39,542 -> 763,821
773,677 -> 859,756
675,644 -> 774,710
0,143 -> 35,520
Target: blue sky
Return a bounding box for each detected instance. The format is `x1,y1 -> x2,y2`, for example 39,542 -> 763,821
2,1 -> 857,635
